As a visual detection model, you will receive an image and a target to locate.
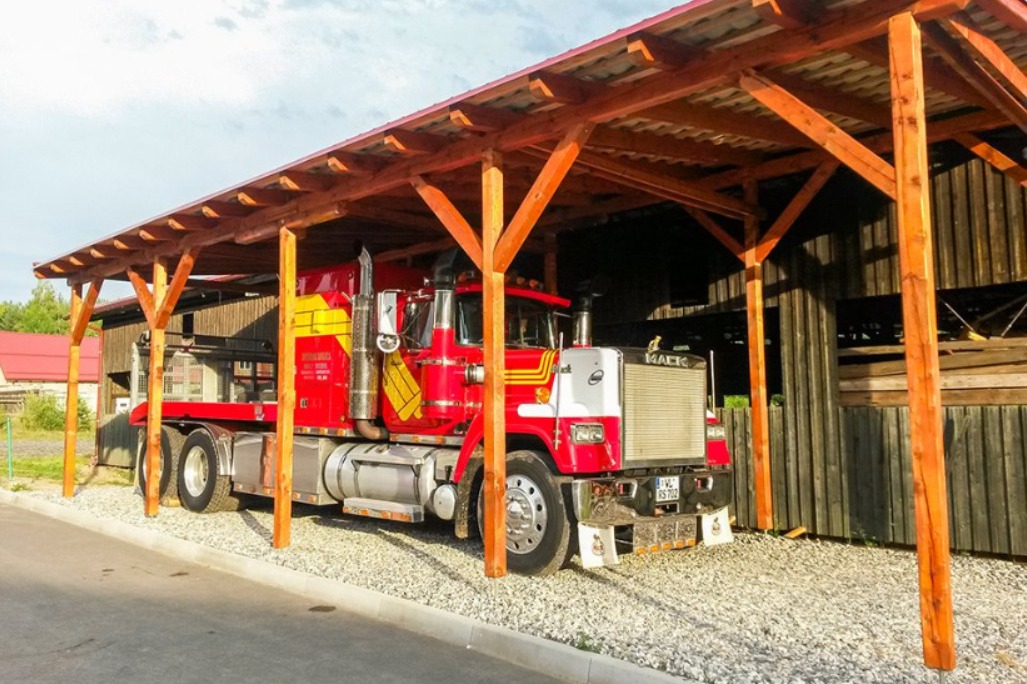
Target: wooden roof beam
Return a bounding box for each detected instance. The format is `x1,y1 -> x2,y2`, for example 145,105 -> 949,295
942,12 -> 1027,103
495,122 -> 595,273
739,69 -> 897,198
923,21 -> 1027,134
569,149 -> 760,219
767,71 -> 893,128
682,207 -> 745,260
325,151 -> 386,176
234,202 -> 347,245
383,129 -> 448,156
201,201 -> 256,219
280,171 -> 338,192
755,159 -> 840,262
845,36 -> 989,107
529,71 -> 604,105
752,0 -> 818,29
238,187 -> 296,207
55,0 -> 974,284
699,107 -> 1008,189
953,132 -> 1027,185
411,176 -> 484,269
449,103 -> 527,132
976,0 -> 1027,33
89,246 -> 115,260
625,31 -> 703,70
113,236 -> 147,251
347,202 -> 453,234
588,125 -> 763,167
168,214 -> 219,231
139,226 -> 178,242
636,101 -> 812,148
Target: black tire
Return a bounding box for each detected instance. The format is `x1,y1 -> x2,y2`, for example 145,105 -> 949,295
136,427 -> 185,504
177,429 -> 239,513
477,450 -> 571,576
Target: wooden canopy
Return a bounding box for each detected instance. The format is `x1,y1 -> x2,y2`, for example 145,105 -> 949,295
42,0 -> 1027,674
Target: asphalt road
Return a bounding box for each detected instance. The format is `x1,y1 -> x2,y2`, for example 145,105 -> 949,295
0,503 -> 564,684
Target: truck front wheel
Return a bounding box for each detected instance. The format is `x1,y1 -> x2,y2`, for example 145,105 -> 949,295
177,429 -> 239,513
477,450 -> 571,576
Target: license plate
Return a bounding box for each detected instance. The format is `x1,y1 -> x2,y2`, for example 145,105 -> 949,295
655,475 -> 680,503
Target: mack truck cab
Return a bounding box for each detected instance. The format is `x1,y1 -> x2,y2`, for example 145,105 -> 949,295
133,249 -> 734,575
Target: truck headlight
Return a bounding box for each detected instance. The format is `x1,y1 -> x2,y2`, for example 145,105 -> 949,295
706,424 -> 726,441
571,423 -> 605,444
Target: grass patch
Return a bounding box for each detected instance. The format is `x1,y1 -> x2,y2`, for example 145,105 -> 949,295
4,455 -> 132,488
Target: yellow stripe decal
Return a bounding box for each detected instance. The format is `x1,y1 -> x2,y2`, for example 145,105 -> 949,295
504,349 -> 557,385
295,294 -> 353,353
382,351 -> 423,420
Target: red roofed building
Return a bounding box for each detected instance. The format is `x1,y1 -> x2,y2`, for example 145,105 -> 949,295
0,331 -> 100,409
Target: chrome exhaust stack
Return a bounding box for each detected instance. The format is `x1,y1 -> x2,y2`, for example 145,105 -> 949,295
350,247 -> 388,440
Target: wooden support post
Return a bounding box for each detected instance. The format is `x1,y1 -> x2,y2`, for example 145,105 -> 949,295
144,259 -> 168,517
744,180 -> 773,531
889,12 -> 955,671
62,279 -> 104,497
543,233 -> 558,295
482,149 -> 507,578
62,285 -> 83,498
274,227 -> 297,549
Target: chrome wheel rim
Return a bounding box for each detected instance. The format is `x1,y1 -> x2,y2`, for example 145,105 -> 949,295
182,446 -> 209,497
505,473 -> 548,555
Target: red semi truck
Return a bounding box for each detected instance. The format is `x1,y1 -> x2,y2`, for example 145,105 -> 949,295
132,249 -> 733,574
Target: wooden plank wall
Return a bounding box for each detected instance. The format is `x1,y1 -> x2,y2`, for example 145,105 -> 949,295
719,406 -> 1027,556
97,295 -> 277,466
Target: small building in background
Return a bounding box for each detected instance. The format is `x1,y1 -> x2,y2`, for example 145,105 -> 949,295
0,331 -> 100,412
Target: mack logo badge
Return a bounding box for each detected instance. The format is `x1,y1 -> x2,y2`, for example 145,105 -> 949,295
587,370 -> 604,385
591,534 -> 605,556
644,352 -> 691,367
712,517 -> 722,536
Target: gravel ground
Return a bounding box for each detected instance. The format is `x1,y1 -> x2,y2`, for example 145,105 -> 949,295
11,485 -> 1027,683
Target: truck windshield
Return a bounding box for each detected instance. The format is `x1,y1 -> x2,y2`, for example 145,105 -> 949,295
457,295 -> 557,348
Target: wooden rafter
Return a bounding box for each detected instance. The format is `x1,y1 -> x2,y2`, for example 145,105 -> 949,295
625,31 -> 702,70
280,171 -> 338,192
234,201 -> 347,245
495,122 -> 594,273
325,151 -> 385,176
637,101 -> 812,148
50,0 -> 976,284
411,176 -> 484,269
201,201 -> 255,219
752,0 -> 817,28
942,12 -> 1027,102
384,129 -> 447,156
977,0 -> 1027,33
449,103 -> 526,132
766,71 -> 893,128
755,160 -> 841,262
682,207 -> 745,260
168,215 -> 218,231
923,21 -> 1027,133
953,132 -> 1027,185
348,201 -> 451,233
588,125 -> 763,167
529,71 -> 603,105
238,187 -> 295,207
845,36 -> 990,107
739,69 -> 897,198
571,150 -> 760,218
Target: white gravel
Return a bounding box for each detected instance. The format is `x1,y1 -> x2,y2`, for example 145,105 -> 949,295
12,485 -> 1027,683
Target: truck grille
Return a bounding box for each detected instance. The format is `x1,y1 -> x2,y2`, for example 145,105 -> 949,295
622,361 -> 706,465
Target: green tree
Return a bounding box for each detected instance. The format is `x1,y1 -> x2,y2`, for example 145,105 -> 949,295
15,282 -> 69,335
0,301 -> 23,331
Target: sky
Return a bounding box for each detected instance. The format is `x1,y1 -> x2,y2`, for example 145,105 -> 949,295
0,0 -> 681,304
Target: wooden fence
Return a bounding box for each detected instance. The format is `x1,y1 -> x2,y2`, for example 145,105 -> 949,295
717,406 -> 1027,557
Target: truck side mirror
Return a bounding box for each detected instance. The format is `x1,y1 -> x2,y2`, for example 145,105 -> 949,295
376,291 -> 401,354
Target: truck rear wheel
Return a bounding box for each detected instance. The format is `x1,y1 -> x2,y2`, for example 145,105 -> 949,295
136,427 -> 185,504
177,429 -> 239,513
477,450 -> 571,576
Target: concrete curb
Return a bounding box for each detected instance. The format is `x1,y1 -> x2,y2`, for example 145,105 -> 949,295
0,489 -> 687,684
